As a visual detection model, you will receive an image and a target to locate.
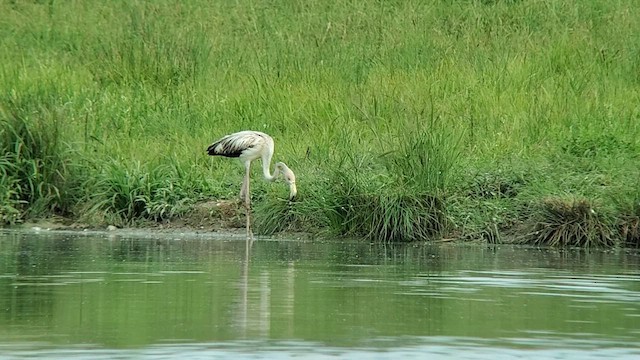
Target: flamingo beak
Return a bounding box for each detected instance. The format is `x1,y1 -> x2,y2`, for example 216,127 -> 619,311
289,182 -> 297,200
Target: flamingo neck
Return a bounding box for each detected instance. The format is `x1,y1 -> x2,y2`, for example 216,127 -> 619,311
262,153 -> 279,181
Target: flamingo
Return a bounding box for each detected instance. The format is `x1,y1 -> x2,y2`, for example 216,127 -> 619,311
206,131 -> 297,239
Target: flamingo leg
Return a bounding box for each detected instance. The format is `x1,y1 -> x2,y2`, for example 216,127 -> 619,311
239,172 -> 247,201
243,162 -> 254,241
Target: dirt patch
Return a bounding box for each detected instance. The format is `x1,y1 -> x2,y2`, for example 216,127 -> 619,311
13,200 -> 249,236
152,200 -> 247,232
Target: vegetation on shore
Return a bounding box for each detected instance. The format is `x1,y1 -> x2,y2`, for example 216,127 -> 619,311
1,0 -> 639,247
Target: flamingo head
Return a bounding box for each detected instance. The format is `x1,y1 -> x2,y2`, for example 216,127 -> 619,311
276,162 -> 297,200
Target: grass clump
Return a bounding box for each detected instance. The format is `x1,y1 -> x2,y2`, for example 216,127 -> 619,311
254,198 -> 317,236
449,167 -> 531,243
522,197 -> 614,248
327,126 -> 456,242
613,185 -> 640,247
333,190 -> 446,243
0,161 -> 22,224
619,212 -> 640,247
79,157 -> 203,227
0,109 -> 73,223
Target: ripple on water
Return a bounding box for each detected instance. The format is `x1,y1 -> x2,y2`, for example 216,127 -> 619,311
1,337 -> 640,360
395,270 -> 640,305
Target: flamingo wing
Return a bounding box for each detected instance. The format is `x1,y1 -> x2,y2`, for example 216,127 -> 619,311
206,131 -> 268,158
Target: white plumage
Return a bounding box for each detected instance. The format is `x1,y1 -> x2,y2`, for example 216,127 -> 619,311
206,131 -> 297,239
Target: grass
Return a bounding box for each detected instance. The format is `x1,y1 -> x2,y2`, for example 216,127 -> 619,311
613,182 -> 640,247
521,197 -> 615,248
78,158 -> 201,226
0,109 -> 72,220
1,0 -> 640,247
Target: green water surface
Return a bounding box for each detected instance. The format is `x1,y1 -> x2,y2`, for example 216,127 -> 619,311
0,230 -> 639,359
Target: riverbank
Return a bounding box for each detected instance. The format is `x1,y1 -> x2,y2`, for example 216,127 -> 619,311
4,196 -> 638,249
7,200 -> 311,241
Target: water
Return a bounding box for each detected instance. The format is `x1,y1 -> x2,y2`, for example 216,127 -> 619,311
0,229 -> 639,359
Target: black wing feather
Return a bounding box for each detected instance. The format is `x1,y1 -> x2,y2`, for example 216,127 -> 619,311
206,132 -> 263,158
207,139 -> 243,157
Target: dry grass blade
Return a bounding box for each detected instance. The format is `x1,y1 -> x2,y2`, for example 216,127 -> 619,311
523,197 -> 614,248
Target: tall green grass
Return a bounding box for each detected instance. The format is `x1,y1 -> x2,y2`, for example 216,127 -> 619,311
78,158 -> 203,226
0,108 -> 72,221
1,0 -> 640,246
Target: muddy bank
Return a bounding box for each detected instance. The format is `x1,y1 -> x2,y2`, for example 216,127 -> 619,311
6,200 -> 312,241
